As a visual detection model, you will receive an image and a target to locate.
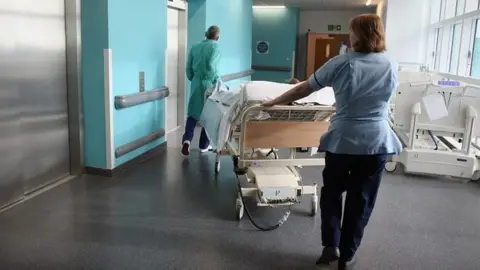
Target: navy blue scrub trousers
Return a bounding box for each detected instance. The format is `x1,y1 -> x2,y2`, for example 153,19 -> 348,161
321,152 -> 387,262
182,116 -> 210,150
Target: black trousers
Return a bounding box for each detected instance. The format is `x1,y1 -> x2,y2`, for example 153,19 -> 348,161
321,152 -> 387,261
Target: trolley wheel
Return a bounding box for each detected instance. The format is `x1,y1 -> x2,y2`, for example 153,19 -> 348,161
310,195 -> 318,216
235,195 -> 244,221
214,161 -> 221,174
471,173 -> 480,182
385,161 -> 398,173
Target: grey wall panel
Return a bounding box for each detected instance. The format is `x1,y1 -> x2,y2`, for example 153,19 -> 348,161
0,2 -> 25,207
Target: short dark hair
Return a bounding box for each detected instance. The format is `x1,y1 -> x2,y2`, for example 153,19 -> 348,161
349,14 -> 386,53
205,25 -> 220,40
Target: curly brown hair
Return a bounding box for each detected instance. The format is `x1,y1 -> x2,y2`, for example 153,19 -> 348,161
349,14 -> 386,53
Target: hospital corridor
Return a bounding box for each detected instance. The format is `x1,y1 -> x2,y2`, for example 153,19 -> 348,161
1,0 -> 480,269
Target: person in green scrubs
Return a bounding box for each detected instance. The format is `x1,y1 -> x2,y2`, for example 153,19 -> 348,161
181,25 -> 221,156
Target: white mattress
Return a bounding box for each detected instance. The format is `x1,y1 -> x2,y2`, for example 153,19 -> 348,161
200,80 -> 336,150
240,81 -> 335,105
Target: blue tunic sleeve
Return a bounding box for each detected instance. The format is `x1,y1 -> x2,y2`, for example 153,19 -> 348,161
307,55 -> 347,91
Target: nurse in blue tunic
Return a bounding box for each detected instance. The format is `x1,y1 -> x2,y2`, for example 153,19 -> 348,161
263,14 -> 402,270
181,26 -> 221,156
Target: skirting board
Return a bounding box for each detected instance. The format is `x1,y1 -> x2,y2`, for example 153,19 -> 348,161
85,142 -> 167,178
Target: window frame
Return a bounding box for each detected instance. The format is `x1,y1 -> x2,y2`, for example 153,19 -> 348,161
427,0 -> 480,78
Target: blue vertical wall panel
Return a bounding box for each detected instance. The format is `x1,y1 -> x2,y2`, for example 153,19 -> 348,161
252,7 -> 299,83
108,0 -> 168,166
81,0 -> 109,168
186,0 -> 207,102
205,0 -> 253,88
187,0 -> 252,94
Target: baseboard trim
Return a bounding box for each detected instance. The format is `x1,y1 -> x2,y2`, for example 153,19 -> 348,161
85,141 -> 167,178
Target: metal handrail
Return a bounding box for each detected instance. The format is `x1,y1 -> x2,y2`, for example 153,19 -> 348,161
115,86 -> 169,109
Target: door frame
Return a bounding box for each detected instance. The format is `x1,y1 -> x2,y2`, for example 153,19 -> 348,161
65,0 -> 83,176
166,1 -> 187,134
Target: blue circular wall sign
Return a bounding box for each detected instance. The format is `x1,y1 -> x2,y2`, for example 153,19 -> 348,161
256,41 -> 269,54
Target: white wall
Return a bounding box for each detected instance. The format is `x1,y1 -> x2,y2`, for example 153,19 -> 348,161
385,0 -> 431,64
298,10 -> 374,35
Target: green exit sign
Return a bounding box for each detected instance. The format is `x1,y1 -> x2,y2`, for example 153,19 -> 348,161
328,25 -> 342,31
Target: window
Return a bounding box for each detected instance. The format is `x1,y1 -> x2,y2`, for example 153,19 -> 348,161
428,28 -> 441,70
449,24 -> 462,74
466,19 -> 477,73
465,0 -> 480,13
457,0 -> 466,15
444,0 -> 458,19
434,29 -> 442,70
431,0 -> 443,23
471,20 -> 480,77
427,0 -> 480,77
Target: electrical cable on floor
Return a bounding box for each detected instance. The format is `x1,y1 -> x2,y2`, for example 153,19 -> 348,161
235,173 -> 291,231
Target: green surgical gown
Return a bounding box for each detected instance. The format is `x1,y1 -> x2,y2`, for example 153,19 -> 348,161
186,40 -> 221,120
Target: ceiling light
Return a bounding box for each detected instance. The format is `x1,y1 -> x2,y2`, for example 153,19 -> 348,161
365,0 -> 372,6
252,5 -> 286,9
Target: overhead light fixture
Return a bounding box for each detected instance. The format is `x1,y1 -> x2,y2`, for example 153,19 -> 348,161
252,5 -> 286,9
365,0 -> 372,6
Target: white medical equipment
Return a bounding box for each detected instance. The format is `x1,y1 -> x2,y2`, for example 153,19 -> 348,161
387,70 -> 480,181
201,81 -> 336,230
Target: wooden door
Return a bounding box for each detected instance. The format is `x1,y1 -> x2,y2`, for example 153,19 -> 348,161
314,38 -> 342,73
305,33 -> 350,79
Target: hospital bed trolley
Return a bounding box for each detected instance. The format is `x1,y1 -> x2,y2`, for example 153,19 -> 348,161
216,104 -> 335,231
386,71 -> 480,181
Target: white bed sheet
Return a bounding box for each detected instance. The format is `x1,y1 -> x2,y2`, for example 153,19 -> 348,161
200,81 -> 336,150
241,81 -> 335,106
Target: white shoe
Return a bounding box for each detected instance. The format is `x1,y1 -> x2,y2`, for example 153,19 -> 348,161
200,145 -> 212,153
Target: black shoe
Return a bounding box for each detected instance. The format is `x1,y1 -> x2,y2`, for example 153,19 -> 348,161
316,247 -> 340,266
338,257 -> 356,270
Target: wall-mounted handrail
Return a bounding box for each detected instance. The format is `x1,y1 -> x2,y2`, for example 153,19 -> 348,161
115,129 -> 165,158
115,86 -> 169,110
252,65 -> 291,72
221,69 -> 254,82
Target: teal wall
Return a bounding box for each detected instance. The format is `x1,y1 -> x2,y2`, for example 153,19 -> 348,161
81,0 -> 109,168
81,0 -> 167,169
187,0 -> 252,94
82,0 -> 253,169
108,0 -> 167,166
206,0 -> 253,88
186,0 -> 207,101
252,7 -> 299,83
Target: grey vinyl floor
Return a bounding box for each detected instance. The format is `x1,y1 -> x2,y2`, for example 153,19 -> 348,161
1,129 -> 480,270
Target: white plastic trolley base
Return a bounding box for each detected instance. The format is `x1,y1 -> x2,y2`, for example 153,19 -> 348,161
387,99 -> 480,180
235,166 -> 318,221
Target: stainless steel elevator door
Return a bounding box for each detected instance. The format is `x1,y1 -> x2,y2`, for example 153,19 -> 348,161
0,0 -> 71,204
0,1 -> 24,207
19,0 -> 70,193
